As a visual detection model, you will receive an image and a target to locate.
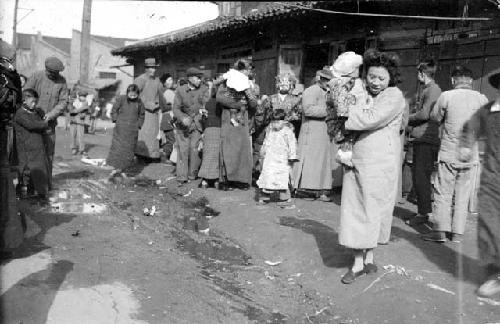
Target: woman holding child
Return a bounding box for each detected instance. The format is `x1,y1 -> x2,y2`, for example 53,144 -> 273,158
216,59 -> 258,189
338,49 -> 405,284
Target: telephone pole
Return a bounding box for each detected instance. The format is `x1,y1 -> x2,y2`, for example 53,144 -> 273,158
12,0 -> 19,51
80,0 -> 92,84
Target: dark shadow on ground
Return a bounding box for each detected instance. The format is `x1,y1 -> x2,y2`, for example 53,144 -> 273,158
279,216 -> 351,268
391,226 -> 483,284
8,201 -> 76,261
53,170 -> 94,181
0,260 -> 74,324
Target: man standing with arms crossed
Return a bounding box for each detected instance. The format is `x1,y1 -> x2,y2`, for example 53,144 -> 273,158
25,56 -> 68,190
407,59 -> 442,225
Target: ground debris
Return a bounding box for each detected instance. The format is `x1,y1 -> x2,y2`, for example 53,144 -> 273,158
426,283 -> 455,295
265,260 -> 282,266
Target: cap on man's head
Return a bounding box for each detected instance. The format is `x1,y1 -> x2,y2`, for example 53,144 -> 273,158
144,58 -> 159,67
78,90 -> 88,97
317,67 -> 333,80
186,67 -> 204,77
45,56 -> 64,72
488,72 -> 500,89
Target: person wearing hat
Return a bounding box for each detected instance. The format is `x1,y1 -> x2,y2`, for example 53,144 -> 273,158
292,67 -> 334,202
24,56 -> 68,190
68,90 -> 90,156
134,58 -> 167,161
172,66 -> 209,183
325,51 -> 364,187
459,71 -> 500,297
422,65 -> 489,244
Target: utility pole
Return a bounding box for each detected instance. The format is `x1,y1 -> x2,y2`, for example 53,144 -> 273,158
80,0 -> 92,85
12,0 -> 19,52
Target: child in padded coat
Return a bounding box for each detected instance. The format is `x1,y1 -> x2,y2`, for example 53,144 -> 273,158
257,109 -> 298,206
325,51 -> 366,167
222,59 -> 252,126
14,88 -> 50,199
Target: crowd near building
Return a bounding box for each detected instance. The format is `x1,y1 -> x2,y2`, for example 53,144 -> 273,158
2,0 -> 500,299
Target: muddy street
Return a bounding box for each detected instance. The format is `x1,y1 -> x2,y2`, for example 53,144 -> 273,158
1,127 -> 500,324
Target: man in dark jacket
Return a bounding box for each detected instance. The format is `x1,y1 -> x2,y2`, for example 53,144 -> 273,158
407,59 -> 442,225
24,56 -> 68,190
0,44 -> 24,257
172,67 -> 209,183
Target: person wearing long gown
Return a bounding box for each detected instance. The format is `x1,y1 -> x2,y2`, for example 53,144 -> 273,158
107,84 -> 145,179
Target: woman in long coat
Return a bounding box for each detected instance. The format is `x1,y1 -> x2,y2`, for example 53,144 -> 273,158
460,72 -> 500,297
292,68 -> 334,201
339,50 -> 405,284
216,59 -> 258,189
107,84 -> 145,178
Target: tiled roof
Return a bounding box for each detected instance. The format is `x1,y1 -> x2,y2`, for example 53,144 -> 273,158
112,2 -> 316,55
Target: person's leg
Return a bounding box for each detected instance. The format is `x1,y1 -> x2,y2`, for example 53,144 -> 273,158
422,161 -> 455,242
342,249 -> 365,284
44,131 -> 56,191
174,130 -> 189,182
163,130 -> 175,159
77,124 -> 85,153
451,165 -> 474,236
188,130 -> 202,180
413,143 -> 437,215
69,123 -> 77,153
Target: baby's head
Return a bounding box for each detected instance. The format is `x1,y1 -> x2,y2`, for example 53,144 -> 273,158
78,91 -> 88,102
331,51 -> 363,78
22,88 -> 39,110
272,109 -> 286,121
233,58 -> 253,76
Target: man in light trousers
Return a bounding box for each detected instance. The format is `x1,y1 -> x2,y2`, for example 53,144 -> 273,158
422,65 -> 488,243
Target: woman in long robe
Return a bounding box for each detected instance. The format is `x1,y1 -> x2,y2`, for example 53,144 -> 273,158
216,60 -> 258,189
107,84 -> 145,177
339,50 -> 405,284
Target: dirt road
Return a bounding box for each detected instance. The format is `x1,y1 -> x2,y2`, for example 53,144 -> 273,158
1,126 -> 499,324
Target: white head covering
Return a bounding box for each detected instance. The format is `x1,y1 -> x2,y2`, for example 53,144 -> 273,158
223,69 -> 250,92
331,51 -> 363,78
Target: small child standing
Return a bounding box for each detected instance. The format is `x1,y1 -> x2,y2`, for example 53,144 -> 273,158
14,89 -> 50,200
257,109 -> 298,207
69,91 -> 89,156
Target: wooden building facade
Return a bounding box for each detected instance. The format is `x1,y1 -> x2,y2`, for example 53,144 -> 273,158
112,1 -> 500,101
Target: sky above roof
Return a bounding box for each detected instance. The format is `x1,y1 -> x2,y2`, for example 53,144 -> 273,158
0,0 -> 218,44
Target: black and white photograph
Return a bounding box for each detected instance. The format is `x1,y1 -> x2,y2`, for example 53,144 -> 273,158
1,0 -> 500,323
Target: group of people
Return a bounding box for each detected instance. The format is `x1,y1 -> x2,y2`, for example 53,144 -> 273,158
2,43 -> 500,298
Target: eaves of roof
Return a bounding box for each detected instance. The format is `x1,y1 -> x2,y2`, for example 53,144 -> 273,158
112,2 -> 317,56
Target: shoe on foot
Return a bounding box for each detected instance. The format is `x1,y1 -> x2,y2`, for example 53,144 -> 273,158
477,275 -> 500,298
421,231 -> 446,243
318,194 -> 332,202
341,268 -> 366,284
450,233 -> 462,243
407,214 -> 430,226
364,263 -> 378,274
199,180 -> 208,189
